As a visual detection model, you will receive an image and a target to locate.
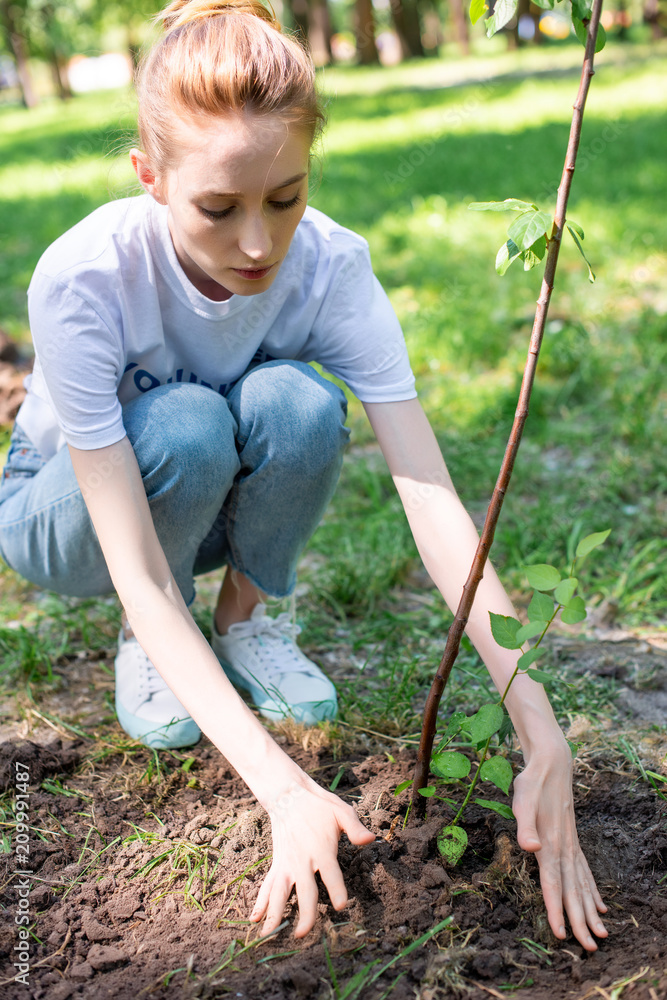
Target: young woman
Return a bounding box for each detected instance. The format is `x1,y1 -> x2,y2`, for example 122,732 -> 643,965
0,0 -> 608,951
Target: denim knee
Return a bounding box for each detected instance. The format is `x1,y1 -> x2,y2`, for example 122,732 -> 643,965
123,383 -> 239,497
230,361 -> 349,476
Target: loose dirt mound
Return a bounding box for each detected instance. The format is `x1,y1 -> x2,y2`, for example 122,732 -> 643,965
0,734 -> 665,1000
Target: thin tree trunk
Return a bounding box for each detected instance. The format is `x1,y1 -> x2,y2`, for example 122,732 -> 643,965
411,0 -> 605,819
448,0 -> 470,55
1,1 -> 38,108
355,0 -> 380,64
308,0 -> 333,65
390,0 -> 425,58
284,0 -> 310,44
48,50 -> 72,100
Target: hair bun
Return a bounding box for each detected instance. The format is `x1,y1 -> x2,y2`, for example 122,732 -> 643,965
158,0 -> 280,33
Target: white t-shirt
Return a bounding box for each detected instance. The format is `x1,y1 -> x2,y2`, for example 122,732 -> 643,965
17,195 -> 417,459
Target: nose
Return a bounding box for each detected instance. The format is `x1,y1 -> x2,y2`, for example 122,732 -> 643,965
238,211 -> 272,263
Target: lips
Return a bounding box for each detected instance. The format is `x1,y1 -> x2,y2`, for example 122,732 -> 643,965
233,265 -> 273,280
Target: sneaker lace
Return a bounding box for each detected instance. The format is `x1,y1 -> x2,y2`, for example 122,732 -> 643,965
227,611 -> 313,677
135,647 -> 166,698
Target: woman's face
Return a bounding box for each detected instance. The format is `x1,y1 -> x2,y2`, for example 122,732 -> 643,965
134,112 -> 311,301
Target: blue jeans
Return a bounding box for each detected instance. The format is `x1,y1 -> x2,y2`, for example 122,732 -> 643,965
0,361 -> 349,605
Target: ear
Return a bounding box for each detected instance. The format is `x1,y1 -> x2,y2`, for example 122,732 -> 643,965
130,148 -> 167,205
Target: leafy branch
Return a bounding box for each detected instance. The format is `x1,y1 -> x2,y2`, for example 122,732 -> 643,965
403,531 -> 610,864
411,0 -> 606,820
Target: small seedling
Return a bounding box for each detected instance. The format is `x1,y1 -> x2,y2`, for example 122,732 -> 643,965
411,529 -> 610,864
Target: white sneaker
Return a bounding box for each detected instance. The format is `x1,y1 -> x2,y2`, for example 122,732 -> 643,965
210,604 -> 338,725
114,630 -> 201,749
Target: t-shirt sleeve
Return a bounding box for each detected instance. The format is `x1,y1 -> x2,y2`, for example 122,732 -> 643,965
310,241 -> 417,403
27,273 -> 126,450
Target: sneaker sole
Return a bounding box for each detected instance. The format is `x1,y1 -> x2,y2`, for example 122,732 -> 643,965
217,658 -> 338,725
115,698 -> 201,749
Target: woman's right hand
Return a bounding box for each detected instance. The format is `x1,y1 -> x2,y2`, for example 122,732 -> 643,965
250,777 -> 375,938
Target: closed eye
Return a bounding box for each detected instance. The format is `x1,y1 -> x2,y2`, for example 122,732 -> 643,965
271,193 -> 303,212
199,193 -> 303,221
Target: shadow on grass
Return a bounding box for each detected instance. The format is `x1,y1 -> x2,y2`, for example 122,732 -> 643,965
313,108 -> 666,232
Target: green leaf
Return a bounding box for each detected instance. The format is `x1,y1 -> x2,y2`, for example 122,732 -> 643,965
530,234 -> 547,259
474,798 -> 515,820
394,779 -> 412,796
444,711 -> 467,740
566,224 -> 596,282
530,0 -> 554,7
485,0 -> 519,36
575,528 -> 611,559
526,668 -> 554,684
528,591 -> 554,622
469,0 -> 487,24
507,210 -> 553,251
498,709 -> 514,744
525,564 -> 561,592
437,824 -> 468,864
554,576 -> 578,605
479,756 -> 513,795
567,219 -> 585,240
571,0 -> 592,18
434,713 -> 467,754
418,785 -> 436,797
517,647 -> 542,670
520,234 -> 547,270
431,751 -> 471,781
572,15 -> 607,52
515,620 -> 548,644
468,703 -> 504,743
521,248 -> 542,271
468,198 -> 536,213
496,238 -> 522,276
561,596 -> 587,624
489,612 -> 522,650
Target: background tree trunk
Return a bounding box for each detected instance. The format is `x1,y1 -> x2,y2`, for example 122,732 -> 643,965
0,1 -> 38,108
390,0 -> 425,57
448,0 -> 470,54
48,50 -> 71,99
355,0 -> 380,64
284,0 -> 310,43
307,0 -> 333,65
643,0 -> 667,38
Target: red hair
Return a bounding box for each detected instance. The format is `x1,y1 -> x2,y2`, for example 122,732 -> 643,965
136,0 -> 325,171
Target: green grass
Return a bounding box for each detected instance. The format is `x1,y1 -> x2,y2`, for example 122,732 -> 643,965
0,41 -> 665,734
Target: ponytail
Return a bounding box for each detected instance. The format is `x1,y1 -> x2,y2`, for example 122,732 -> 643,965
136,0 -> 325,172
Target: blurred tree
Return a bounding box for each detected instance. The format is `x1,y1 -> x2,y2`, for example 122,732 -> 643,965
390,0 -> 425,56
92,0 -> 156,68
354,0 -> 380,62
25,0 -> 81,99
447,0 -> 470,53
0,0 -> 38,106
283,0 -> 333,64
643,0 -> 667,36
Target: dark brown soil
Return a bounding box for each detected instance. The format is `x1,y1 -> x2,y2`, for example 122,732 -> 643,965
1,729 -> 666,1000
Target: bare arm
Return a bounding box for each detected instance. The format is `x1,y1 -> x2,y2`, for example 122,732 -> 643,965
363,397 -> 608,952
68,437 -> 374,935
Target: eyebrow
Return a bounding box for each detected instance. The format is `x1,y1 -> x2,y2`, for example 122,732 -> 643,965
199,173 -> 307,199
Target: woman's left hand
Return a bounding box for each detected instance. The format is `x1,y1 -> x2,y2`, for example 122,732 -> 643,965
511,740 -> 608,952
